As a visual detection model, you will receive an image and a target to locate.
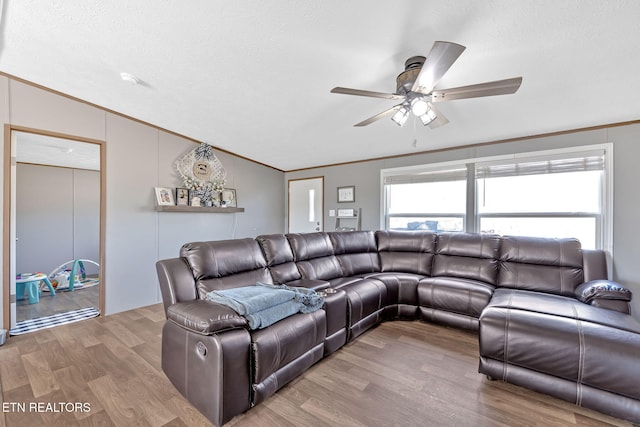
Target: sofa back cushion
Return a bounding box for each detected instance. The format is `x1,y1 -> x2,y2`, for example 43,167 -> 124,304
497,235 -> 584,296
256,234 -> 301,284
286,232 -> 343,281
375,230 -> 437,275
328,231 -> 380,276
180,239 -> 271,298
432,233 -> 501,285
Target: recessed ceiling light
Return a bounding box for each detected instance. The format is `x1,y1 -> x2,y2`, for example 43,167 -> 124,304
120,72 -> 140,85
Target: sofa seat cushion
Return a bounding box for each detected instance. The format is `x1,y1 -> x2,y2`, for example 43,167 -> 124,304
367,272 -> 423,306
285,278 -> 331,291
328,276 -> 365,288
418,276 -> 495,318
487,288 -> 640,333
480,289 -> 640,400
336,278 -> 387,328
251,309 -> 326,385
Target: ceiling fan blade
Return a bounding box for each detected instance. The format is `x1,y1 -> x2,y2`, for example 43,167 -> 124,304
411,41 -> 466,94
431,77 -> 523,102
331,87 -> 405,100
426,102 -> 449,129
354,105 -> 402,127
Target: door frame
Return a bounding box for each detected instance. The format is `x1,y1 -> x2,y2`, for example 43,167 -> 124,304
287,176 -> 324,233
3,125 -> 106,328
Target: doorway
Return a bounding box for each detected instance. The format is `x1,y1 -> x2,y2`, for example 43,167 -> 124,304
3,126 -> 106,332
288,177 -> 324,233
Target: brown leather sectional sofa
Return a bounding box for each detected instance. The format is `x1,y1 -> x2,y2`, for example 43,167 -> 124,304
156,230 -> 640,425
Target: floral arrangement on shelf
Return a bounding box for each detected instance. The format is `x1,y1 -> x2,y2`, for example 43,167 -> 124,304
183,177 -> 226,206
175,143 -> 227,207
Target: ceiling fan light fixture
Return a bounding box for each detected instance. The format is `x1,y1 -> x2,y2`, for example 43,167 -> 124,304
410,97 -> 429,116
391,106 -> 410,127
331,41 -> 522,128
419,108 -> 437,126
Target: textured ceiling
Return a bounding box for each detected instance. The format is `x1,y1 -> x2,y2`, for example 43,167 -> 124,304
15,132 -> 100,171
1,1 -> 639,171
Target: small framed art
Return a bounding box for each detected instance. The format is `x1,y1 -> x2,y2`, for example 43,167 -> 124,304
155,187 -> 175,206
221,188 -> 237,208
337,185 -> 355,203
175,188 -> 190,206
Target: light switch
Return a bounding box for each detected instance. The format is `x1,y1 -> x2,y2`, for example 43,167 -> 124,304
329,209 -> 336,217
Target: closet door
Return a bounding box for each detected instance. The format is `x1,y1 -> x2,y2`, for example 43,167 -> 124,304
73,169 -> 100,276
16,164 -> 74,275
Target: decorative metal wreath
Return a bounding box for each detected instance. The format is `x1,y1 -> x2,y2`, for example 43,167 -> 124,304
175,143 -> 227,205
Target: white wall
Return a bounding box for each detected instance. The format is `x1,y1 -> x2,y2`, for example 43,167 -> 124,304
16,164 -> 100,276
286,124 -> 640,319
0,76 -> 286,323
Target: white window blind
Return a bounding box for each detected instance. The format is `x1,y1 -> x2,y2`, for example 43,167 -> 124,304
383,166 -> 467,185
475,150 -> 605,179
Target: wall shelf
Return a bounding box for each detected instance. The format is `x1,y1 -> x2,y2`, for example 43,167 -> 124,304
335,207 -> 361,231
155,205 -> 244,213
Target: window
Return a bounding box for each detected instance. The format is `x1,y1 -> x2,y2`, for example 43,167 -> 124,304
382,145 -> 611,250
383,166 -> 467,232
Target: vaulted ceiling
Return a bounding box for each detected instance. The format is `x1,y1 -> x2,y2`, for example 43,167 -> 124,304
1,1 -> 638,171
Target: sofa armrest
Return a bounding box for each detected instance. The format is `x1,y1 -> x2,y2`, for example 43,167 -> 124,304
575,280 -> 632,303
156,258 -> 197,315
574,280 -> 632,314
588,298 -> 631,314
167,300 -> 247,335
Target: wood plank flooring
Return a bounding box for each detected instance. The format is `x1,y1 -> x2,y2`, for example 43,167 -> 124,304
15,284 -> 99,322
0,304 -> 635,426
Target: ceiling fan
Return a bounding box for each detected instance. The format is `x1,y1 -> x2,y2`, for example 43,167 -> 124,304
331,41 -> 522,128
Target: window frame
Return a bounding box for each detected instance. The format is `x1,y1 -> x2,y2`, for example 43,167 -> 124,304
381,162 -> 468,232
380,143 -> 613,254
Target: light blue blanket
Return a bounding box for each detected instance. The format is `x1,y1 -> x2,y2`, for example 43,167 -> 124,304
205,283 -> 324,329
205,283 -> 295,315
245,300 -> 302,330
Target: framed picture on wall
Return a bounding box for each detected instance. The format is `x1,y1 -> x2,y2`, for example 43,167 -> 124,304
337,185 -> 355,203
154,187 -> 175,206
221,188 -> 237,207
175,188 -> 190,206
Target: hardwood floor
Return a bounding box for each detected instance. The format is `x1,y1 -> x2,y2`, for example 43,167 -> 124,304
0,304 -> 635,426
16,284 -> 99,322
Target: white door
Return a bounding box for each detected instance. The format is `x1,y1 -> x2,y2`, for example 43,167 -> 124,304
288,177 -> 323,233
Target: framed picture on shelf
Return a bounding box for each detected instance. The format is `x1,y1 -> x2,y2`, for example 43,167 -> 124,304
221,188 -> 237,208
175,188 -> 190,206
154,187 -> 175,206
337,185 -> 355,203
